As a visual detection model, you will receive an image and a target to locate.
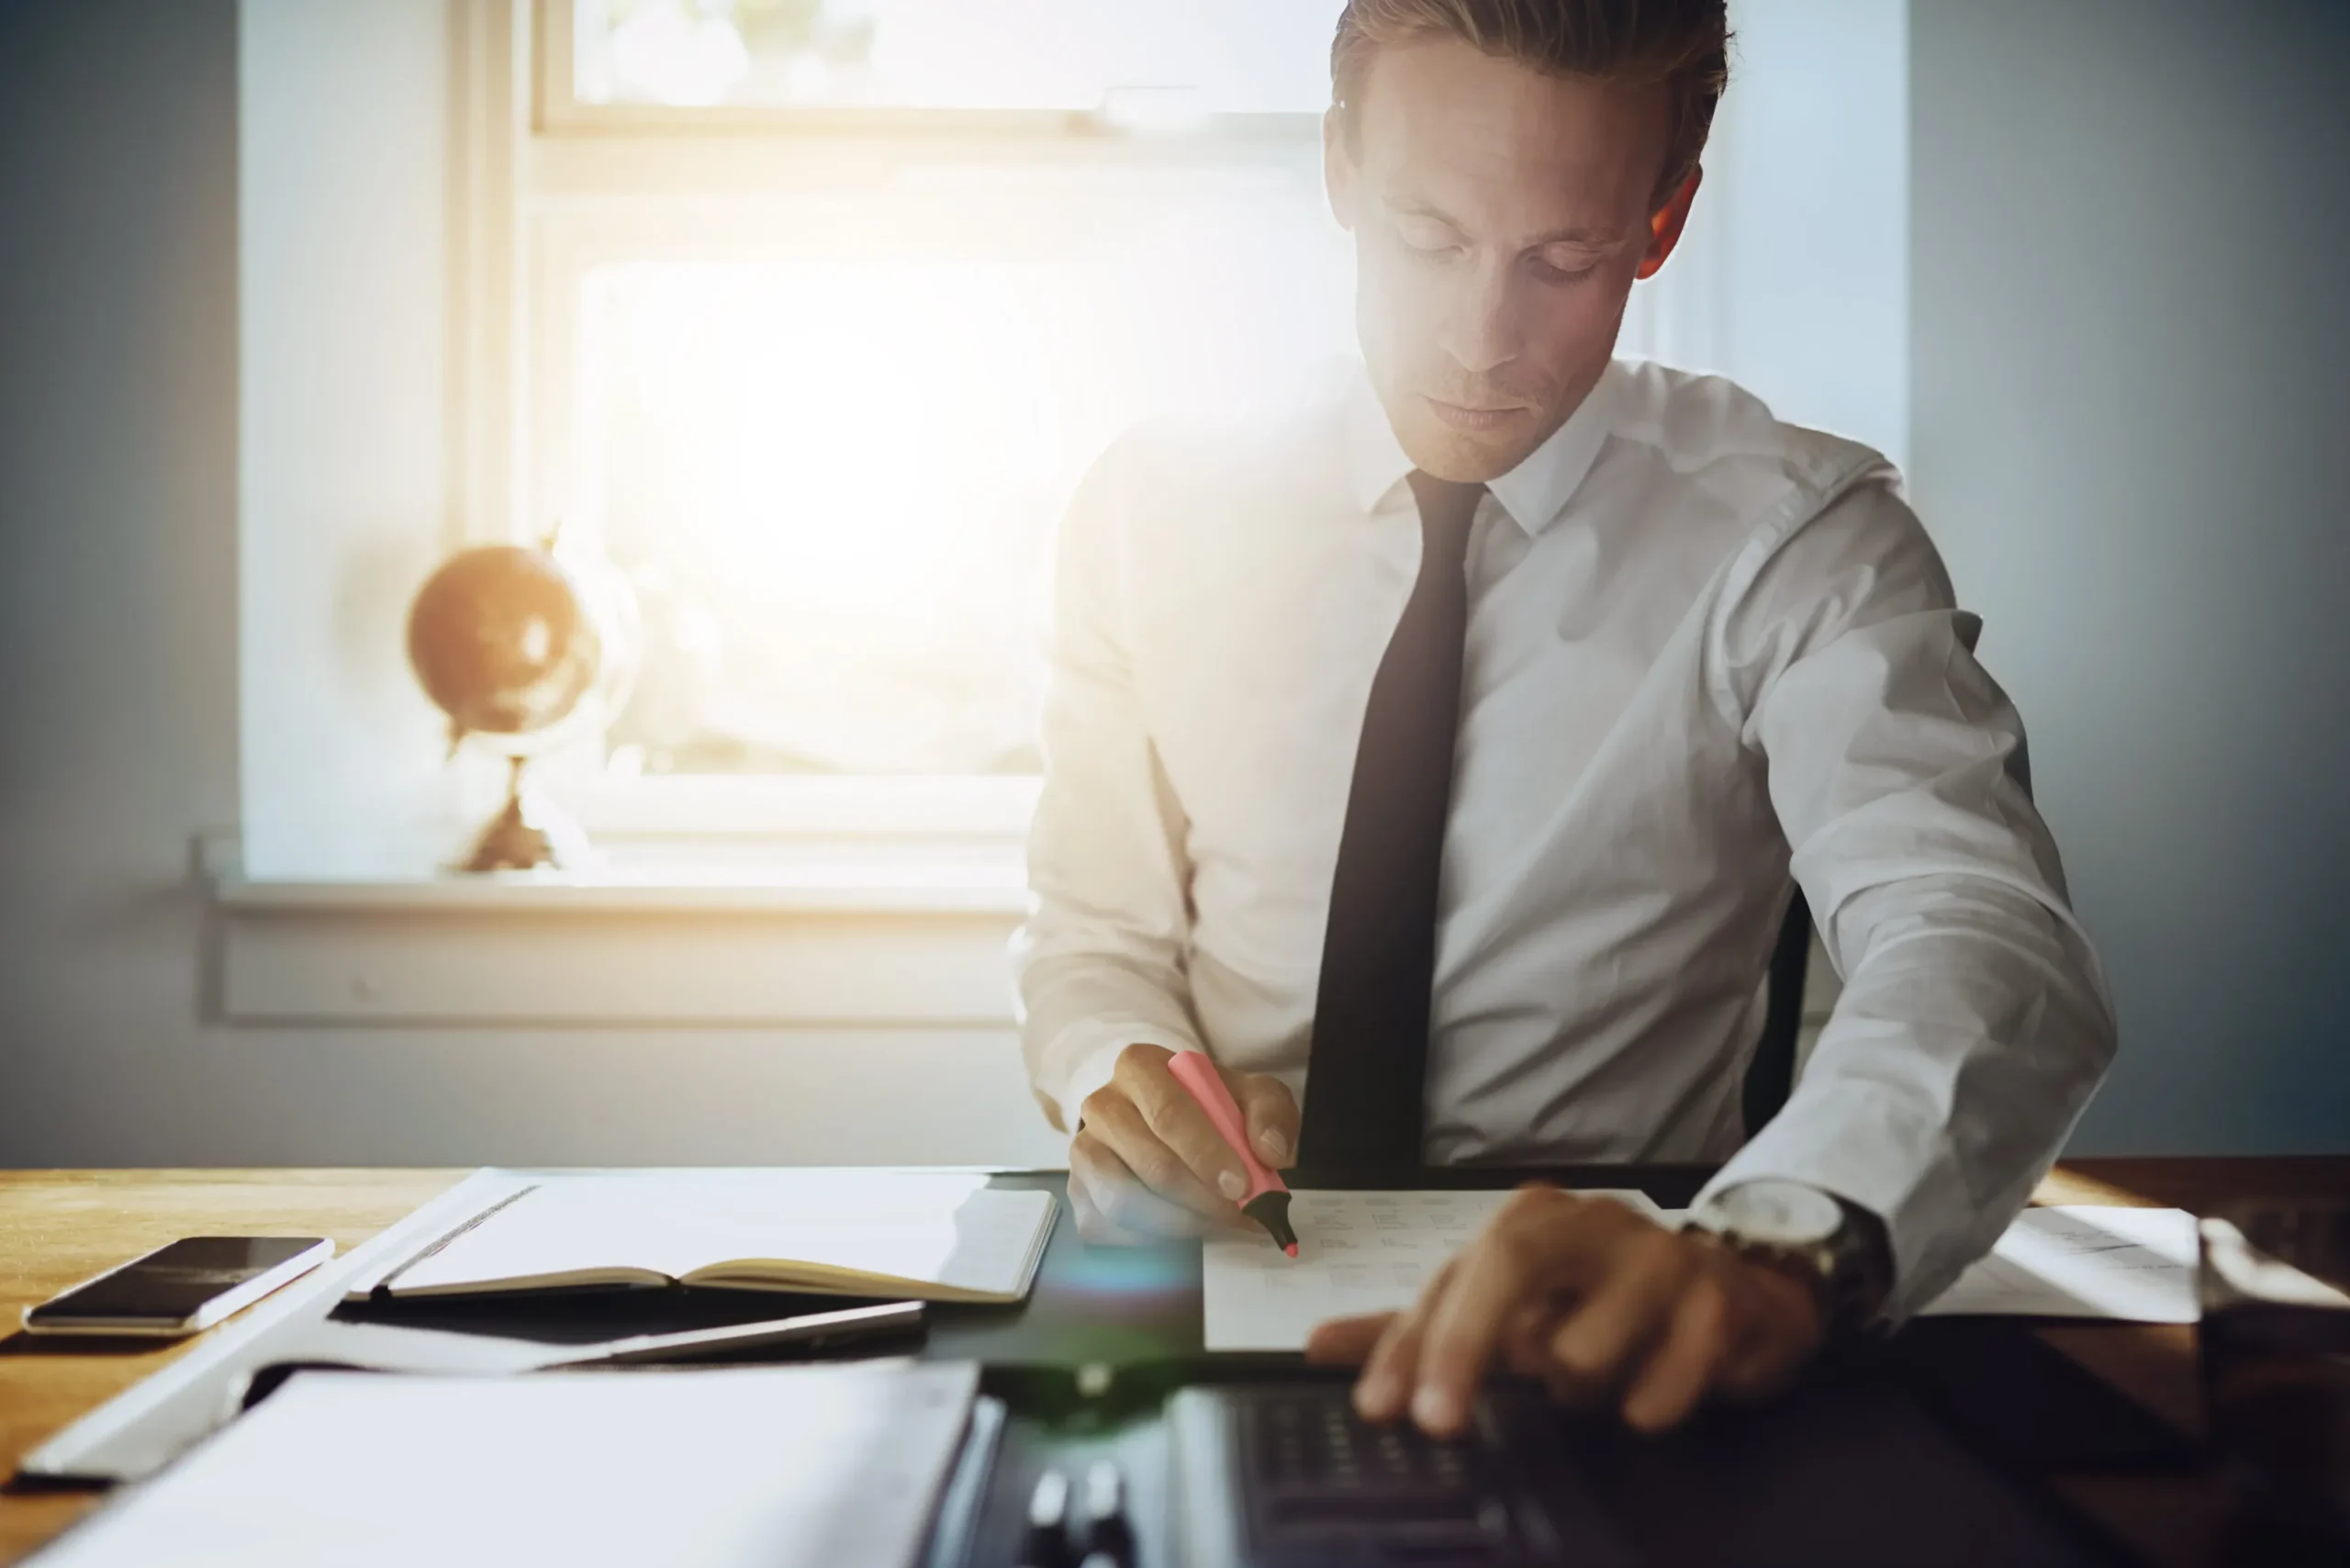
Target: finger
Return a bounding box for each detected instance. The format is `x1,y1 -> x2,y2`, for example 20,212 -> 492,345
1348,1258 -> 1454,1420
1066,1152 -> 1158,1247
1069,1128 -> 1215,1240
1304,1312 -> 1393,1367
1618,1271 -> 1731,1432
1068,1133 -> 1151,1241
1714,1261 -> 1827,1401
1112,1048 -> 1257,1206
1542,1228 -> 1693,1402
1521,1301 -> 1606,1410
1356,1297 -> 1434,1423
1080,1087 -> 1239,1222
1408,1192 -> 1591,1435
1501,1299 -> 1566,1379
1069,1193 -> 1165,1249
1231,1071 -> 1300,1169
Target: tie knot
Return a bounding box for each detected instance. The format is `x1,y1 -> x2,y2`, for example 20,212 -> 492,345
1405,471 -> 1484,561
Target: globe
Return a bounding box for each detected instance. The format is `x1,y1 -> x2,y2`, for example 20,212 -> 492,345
407,543 -> 638,871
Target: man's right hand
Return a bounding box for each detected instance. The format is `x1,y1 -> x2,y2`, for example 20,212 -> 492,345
1069,1043 -> 1299,1245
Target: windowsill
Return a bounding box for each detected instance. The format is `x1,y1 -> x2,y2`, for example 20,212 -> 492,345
213,857 -> 1030,918
204,824 -> 1031,917
202,834 -> 1030,1027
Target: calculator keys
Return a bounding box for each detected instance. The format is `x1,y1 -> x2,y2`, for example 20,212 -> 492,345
1253,1394 -> 1478,1489
1242,1390 -> 1515,1560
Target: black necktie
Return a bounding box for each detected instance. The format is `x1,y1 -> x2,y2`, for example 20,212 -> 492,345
1295,472 -> 1483,1170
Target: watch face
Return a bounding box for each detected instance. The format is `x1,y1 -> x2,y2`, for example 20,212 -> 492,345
1713,1181 -> 1843,1248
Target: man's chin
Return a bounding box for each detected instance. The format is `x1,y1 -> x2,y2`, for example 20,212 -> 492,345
1394,409 -> 1548,485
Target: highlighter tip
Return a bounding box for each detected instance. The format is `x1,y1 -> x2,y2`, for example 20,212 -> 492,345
1243,1189 -> 1300,1256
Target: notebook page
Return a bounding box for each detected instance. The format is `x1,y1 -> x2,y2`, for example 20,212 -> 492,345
385,1172 -> 1054,1301
34,1362 -> 979,1568
1203,1188 -> 1661,1352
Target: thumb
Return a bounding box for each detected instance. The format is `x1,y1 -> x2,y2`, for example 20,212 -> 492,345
1231,1071 -> 1300,1169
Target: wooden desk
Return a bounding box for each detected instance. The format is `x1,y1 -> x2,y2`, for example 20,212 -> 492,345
4,1159 -> 2345,1566
0,1170 -> 464,1564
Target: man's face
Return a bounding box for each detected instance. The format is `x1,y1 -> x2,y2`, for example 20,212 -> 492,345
1327,39 -> 1695,483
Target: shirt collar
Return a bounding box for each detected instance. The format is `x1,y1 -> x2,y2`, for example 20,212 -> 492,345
1347,360 -> 1623,536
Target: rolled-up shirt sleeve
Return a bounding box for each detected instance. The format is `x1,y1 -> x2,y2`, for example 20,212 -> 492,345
1011,433 -> 1206,1132
1698,468 -> 2120,1318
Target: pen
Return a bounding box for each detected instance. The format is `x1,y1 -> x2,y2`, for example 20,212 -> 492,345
1167,1049 -> 1299,1257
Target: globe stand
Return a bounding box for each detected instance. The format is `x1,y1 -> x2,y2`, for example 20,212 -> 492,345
460,757 -> 592,873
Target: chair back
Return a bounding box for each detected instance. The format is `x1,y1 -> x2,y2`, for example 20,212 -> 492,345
1742,890 -> 1812,1136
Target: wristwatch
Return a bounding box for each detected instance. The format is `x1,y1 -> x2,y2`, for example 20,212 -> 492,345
1688,1180 -> 1893,1336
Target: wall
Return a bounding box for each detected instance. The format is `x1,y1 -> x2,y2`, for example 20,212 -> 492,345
238,0 -> 470,878
5,0 -> 2343,1166
1703,0 -> 1910,469
0,0 -> 1061,1170
1910,0 -> 2350,1150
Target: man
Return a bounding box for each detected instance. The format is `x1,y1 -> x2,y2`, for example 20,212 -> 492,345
1013,0 -> 2115,1436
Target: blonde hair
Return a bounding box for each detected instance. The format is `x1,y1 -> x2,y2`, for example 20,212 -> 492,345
1330,0 -> 1731,207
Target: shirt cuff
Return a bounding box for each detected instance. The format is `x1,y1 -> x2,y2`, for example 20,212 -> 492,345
1695,1080 -> 1970,1321
1036,1018 -> 1204,1135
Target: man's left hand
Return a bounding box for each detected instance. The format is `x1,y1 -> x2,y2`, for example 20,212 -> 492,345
1304,1184 -> 1826,1436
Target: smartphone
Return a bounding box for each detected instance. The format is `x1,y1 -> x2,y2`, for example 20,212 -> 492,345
23,1237 -> 336,1338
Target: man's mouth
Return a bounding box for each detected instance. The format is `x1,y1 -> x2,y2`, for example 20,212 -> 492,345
1422,396 -> 1529,433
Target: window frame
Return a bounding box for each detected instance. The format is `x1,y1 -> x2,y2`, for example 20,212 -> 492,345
534,0 -> 1337,143
465,0 -> 1724,849
451,2 -> 1348,846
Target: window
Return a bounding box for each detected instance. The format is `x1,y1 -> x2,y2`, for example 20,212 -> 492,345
458,0 -> 1714,833
468,0 -> 1357,818
564,0 -> 1343,119
573,181 -> 1356,781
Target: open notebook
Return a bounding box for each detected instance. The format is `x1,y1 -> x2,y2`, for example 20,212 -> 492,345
357,1172 -> 1058,1305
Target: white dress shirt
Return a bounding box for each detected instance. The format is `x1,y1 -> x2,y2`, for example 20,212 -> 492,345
1013,358 -> 2117,1315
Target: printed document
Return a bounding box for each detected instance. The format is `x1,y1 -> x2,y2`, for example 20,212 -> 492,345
1203,1188 -> 1661,1352
1203,1196 -> 2199,1350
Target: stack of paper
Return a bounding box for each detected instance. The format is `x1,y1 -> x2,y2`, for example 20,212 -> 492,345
31,1362 -> 979,1568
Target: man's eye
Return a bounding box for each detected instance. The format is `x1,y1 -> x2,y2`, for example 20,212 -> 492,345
1395,224 -> 1460,256
1529,256 -> 1601,285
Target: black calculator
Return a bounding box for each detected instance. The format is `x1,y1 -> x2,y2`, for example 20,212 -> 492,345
1165,1381 -> 1635,1567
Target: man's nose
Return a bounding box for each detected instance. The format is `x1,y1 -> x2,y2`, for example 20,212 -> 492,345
1433,257 -> 1521,376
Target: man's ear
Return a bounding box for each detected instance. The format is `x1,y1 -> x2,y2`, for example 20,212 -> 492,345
1324,106 -> 1360,232
1635,168 -> 1703,280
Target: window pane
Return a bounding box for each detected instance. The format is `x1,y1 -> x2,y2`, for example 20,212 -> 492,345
574,0 -> 1348,115
583,180 -> 1354,776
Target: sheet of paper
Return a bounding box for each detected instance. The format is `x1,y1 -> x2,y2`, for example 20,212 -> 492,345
34,1362 -> 979,1568
380,1171 -> 1055,1301
1203,1188 -> 1662,1352
1919,1206 -> 2199,1322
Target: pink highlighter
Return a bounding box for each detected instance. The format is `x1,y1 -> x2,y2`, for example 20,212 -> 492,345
1167,1049 -> 1300,1257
